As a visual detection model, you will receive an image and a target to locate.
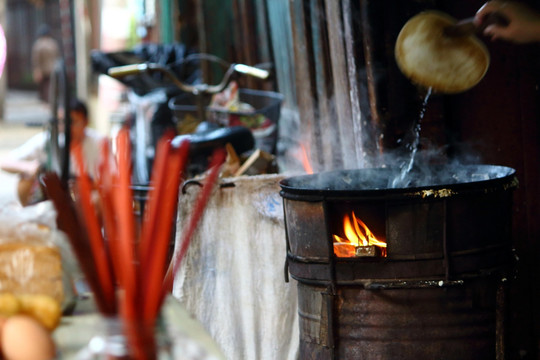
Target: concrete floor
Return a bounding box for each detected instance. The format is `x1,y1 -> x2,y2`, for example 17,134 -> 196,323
0,90 -> 49,205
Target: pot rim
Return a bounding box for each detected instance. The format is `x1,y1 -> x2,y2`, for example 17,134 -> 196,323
279,164 -> 517,200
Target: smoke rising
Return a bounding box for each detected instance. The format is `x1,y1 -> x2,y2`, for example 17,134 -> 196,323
281,163 -> 515,193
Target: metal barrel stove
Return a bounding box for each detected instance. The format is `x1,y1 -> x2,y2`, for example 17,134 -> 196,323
280,164 -> 518,360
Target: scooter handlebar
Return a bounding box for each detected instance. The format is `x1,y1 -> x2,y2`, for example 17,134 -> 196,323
106,55 -> 271,96
107,63 -> 150,77
233,64 -> 269,80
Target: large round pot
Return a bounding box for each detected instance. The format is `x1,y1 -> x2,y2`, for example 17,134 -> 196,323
279,164 -> 518,283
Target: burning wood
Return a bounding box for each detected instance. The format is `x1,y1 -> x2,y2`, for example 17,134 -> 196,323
333,243 -> 383,258
355,245 -> 382,258
333,242 -> 356,257
333,211 -> 387,258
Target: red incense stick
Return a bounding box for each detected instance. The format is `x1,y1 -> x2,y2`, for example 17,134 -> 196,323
96,140 -> 120,280
41,172 -> 116,315
162,147 -> 227,296
47,125 -> 227,357
139,130 -> 175,273
73,145 -> 117,308
142,138 -> 190,321
114,126 -> 138,319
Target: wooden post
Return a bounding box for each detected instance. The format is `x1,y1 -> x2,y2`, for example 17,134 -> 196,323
309,0 -> 340,169
325,0 -> 359,169
289,0 -> 323,170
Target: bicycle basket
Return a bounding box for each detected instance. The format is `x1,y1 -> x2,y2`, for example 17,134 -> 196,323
168,88 -> 283,154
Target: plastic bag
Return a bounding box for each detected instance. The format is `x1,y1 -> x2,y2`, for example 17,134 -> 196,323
0,201 -> 77,315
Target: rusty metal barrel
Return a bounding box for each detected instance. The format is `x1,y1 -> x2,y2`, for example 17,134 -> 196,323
297,279 -> 502,359
280,165 -> 517,359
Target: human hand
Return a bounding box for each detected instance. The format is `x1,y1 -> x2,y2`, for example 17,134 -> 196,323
0,158 -> 40,178
475,1 -> 540,43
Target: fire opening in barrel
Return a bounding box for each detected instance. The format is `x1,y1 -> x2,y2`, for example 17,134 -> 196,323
333,211 -> 387,258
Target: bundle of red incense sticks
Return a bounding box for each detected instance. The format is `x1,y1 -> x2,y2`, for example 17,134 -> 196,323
43,126 -> 226,359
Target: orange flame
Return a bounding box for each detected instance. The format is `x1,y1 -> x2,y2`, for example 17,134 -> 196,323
299,144 -> 313,174
333,212 -> 387,257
